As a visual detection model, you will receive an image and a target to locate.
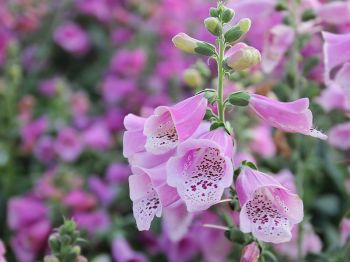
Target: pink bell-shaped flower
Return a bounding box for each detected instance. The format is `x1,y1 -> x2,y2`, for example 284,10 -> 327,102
167,128 -> 234,212
249,94 -> 327,140
235,166 -> 304,243
143,94 -> 207,155
129,163 -> 179,231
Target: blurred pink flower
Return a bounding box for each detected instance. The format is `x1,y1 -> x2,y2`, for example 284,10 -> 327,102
38,77 -> 60,97
63,190 -> 97,212
249,124 -> 276,158
235,166 -> 303,243
53,22 -> 90,56
88,176 -> 117,206
54,127 -> 83,162
106,163 -> 131,183
329,122 -> 350,150
0,239 -> 5,262
21,117 -> 48,151
8,197 -> 48,230
274,223 -> 322,260
249,94 -> 327,139
82,122 -> 112,151
110,49 -> 147,77
340,218 -> 350,245
240,242 -> 260,262
262,24 -> 295,73
112,236 -> 146,262
317,1 -> 350,25
34,135 -> 55,164
76,0 -> 111,22
101,76 -> 136,105
104,108 -> 125,132
70,91 -> 90,116
167,128 -> 234,212
11,219 -> 51,262
74,210 -> 110,235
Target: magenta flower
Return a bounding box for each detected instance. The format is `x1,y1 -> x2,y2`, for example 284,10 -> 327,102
54,127 -> 83,162
63,190 -> 97,212
110,49 -> 147,77
129,163 -> 179,230
144,94 -> 207,155
249,124 -> 276,158
82,122 -> 112,151
235,166 -> 303,243
167,128 -> 234,212
73,210 -> 110,235
53,22 -> 90,56
249,94 -> 327,139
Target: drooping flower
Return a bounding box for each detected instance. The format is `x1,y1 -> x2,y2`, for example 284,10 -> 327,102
224,42 -> 261,71
235,166 -> 303,243
248,94 -> 327,139
129,163 -> 180,230
167,128 -> 234,212
143,94 -> 207,154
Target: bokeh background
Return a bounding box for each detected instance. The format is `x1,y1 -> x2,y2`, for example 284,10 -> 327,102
0,0 -> 349,261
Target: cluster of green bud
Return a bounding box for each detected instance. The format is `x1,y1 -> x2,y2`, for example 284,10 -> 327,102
44,219 -> 87,262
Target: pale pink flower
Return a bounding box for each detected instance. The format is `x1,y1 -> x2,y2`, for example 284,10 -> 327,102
236,166 -> 303,243
144,94 -> 207,155
167,128 -> 234,212
317,1 -> 350,25
0,239 -> 6,262
129,163 -> 180,230
249,94 -> 327,139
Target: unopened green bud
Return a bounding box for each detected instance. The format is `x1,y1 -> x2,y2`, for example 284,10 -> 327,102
204,17 -> 222,36
172,33 -> 216,56
227,91 -> 250,106
302,9 -> 316,21
275,1 -> 288,11
184,68 -> 203,88
224,18 -> 251,43
49,234 -> 61,252
224,43 -> 261,71
222,8 -> 235,23
209,7 -> 219,17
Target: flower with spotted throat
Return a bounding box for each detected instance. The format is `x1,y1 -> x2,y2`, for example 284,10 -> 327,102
235,166 -> 303,243
143,94 -> 207,155
166,128 -> 234,212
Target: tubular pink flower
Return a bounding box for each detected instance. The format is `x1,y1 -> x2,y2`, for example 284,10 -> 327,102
329,122 -> 350,150
240,242 -> 260,262
167,128 -> 234,212
123,114 -> 147,158
249,94 -> 327,140
235,166 -> 303,243
143,94 -> 207,155
129,163 -> 179,231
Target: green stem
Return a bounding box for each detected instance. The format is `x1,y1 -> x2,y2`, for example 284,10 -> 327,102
217,37 -> 225,122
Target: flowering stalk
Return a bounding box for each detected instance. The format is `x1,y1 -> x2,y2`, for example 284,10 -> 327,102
217,32 -> 225,122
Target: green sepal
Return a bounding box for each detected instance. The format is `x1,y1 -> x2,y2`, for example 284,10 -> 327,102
227,91 -> 250,107
302,9 -> 316,21
242,160 -> 257,170
224,227 -> 246,244
194,42 -> 216,56
224,27 -> 243,43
